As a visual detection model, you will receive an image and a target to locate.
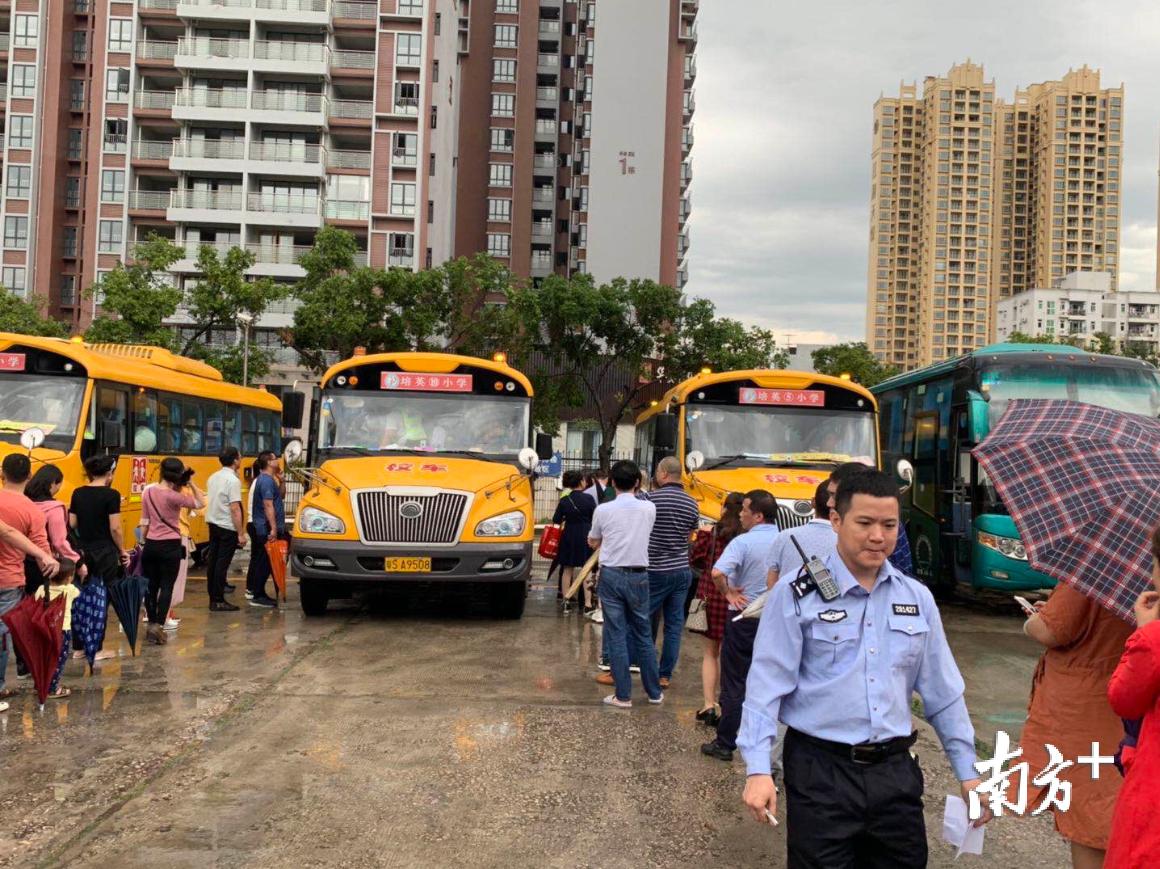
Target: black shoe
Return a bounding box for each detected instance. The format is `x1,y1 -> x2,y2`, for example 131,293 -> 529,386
696,706 -> 721,728
210,601 -> 240,612
701,740 -> 734,761
224,583 -> 237,593
248,596 -> 277,609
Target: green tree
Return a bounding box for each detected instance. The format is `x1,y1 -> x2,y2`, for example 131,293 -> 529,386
1086,331 -> 1116,355
1007,331 -> 1075,346
810,342 -> 899,388
84,235 -> 183,348
178,245 -> 288,384
0,288 -> 67,337
669,297 -> 788,374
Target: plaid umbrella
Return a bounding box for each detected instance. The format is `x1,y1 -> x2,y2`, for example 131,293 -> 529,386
1,593 -> 66,706
72,578 -> 109,672
973,398 -> 1160,622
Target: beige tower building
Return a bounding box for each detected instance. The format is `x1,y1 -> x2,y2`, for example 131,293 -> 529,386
868,63 -> 1123,370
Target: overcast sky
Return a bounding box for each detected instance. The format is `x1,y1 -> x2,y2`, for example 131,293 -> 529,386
684,0 -> 1160,346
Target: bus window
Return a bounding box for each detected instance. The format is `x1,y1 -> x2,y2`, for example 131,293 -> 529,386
204,401 -> 225,455
241,410 -> 258,455
222,405 -> 240,453
133,389 -> 159,453
181,398 -> 206,454
912,413 -> 938,517
257,412 -> 275,452
160,394 -> 184,452
96,385 -> 129,452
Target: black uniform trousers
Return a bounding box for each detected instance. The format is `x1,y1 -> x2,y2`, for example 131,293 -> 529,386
715,615 -> 759,750
783,728 -> 927,869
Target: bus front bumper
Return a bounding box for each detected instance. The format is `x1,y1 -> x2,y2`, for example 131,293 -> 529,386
290,540 -> 532,585
971,545 -> 1057,591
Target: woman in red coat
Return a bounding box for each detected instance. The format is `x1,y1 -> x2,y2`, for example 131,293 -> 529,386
1105,524 -> 1160,869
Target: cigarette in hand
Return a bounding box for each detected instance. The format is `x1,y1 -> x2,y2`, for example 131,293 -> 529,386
764,809 -> 778,827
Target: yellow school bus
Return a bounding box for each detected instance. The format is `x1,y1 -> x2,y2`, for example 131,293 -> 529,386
288,351 -> 550,619
0,333 -> 286,550
634,369 -> 881,528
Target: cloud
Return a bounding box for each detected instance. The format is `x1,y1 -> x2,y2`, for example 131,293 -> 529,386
684,0 -> 1160,343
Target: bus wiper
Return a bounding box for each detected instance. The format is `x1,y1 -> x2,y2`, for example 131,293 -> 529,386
702,454 -> 764,471
431,450 -> 501,463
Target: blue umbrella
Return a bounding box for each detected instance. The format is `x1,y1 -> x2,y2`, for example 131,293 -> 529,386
71,578 -> 108,672
106,574 -> 147,655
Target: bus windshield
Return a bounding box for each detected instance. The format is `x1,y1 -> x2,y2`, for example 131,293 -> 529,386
980,361 -> 1160,427
685,404 -> 877,467
0,374 -> 85,445
319,392 -> 529,457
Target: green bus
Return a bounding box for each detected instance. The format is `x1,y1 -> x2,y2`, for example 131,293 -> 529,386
872,343 -> 1160,593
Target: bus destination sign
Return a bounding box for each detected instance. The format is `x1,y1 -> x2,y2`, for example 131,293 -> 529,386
0,353 -> 26,371
380,372 -> 473,392
739,388 -> 825,407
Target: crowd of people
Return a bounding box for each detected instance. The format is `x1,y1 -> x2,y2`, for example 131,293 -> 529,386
0,446 -> 289,710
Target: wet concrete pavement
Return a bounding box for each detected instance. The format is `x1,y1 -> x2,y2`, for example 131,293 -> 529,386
1,577 -> 1065,867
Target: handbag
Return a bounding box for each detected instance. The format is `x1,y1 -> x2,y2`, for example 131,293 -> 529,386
686,596 -> 709,633
538,522 -> 563,559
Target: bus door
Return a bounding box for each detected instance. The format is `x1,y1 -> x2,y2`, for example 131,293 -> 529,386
909,410 -> 941,585
83,382 -> 130,458
946,406 -> 973,584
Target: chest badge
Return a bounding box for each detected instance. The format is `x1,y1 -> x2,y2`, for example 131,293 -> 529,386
818,609 -> 848,623
892,603 -> 920,616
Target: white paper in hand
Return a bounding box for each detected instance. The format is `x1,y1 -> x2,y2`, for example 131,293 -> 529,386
942,795 -> 985,858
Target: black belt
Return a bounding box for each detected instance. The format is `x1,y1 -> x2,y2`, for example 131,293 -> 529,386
609,566 -> 647,572
790,728 -> 917,765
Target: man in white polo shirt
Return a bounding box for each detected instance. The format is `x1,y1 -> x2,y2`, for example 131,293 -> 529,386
588,459 -> 662,708
204,446 -> 246,612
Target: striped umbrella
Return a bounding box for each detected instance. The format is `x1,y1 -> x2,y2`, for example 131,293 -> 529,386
973,399 -> 1160,622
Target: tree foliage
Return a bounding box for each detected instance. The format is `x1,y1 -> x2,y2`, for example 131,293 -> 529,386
811,342 -> 899,388
0,289 -> 68,337
1006,331 -> 1068,346
84,235 -> 183,348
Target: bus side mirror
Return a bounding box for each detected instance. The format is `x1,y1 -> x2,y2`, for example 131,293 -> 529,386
896,459 -> 914,494
283,438 -> 304,466
654,413 -> 677,450
686,450 -> 705,472
281,390 -> 306,429
535,432 -> 553,461
99,420 -> 124,450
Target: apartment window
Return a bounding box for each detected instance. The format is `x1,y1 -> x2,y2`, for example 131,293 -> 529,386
394,81 -> 420,113
4,217 -> 29,249
67,129 -> 84,159
98,220 -> 123,252
491,93 -> 515,117
105,119 -> 128,152
491,58 -> 515,81
389,182 -> 416,216
106,68 -> 131,101
70,79 -> 85,110
60,276 -> 77,306
398,0 -> 423,15
487,233 -> 511,257
9,117 -> 34,149
108,19 -> 133,52
6,166 -> 31,199
392,131 -> 418,164
494,25 -> 517,48
429,153 -> 436,177
396,33 -> 422,64
62,227 -> 79,258
14,15 -> 38,48
101,169 -> 125,203
489,163 -> 513,187
430,105 -> 437,129
497,0 -> 518,10
11,65 -> 37,98
432,60 -> 439,83
1,267 -> 27,297
434,13 -> 441,35
73,31 -> 88,61
64,177 -> 81,207
490,128 -> 514,152
488,198 -> 512,222
427,200 -> 434,222
388,232 -> 414,262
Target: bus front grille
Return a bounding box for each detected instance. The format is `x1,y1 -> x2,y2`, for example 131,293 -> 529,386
776,504 -> 814,530
355,491 -> 469,544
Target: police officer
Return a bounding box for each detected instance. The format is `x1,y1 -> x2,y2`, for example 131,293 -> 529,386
739,470 -> 992,867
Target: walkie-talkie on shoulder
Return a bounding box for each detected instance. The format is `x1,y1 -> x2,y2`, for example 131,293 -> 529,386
791,534 -> 841,602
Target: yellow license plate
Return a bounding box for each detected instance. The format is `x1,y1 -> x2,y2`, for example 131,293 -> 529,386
385,557 -> 431,573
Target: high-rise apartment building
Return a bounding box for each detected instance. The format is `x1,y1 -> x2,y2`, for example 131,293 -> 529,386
454,0 -> 694,287
867,63 -> 1122,370
0,0 -> 695,340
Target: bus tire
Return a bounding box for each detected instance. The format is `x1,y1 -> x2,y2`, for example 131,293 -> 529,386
300,580 -> 330,617
490,580 -> 527,619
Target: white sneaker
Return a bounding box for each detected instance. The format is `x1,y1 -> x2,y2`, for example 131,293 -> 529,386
602,694 -> 632,708
244,590 -> 254,600
597,661 -> 611,672
629,665 -> 641,673
589,609 -> 604,624
0,700 -> 7,713
164,618 -> 180,630
648,693 -> 665,705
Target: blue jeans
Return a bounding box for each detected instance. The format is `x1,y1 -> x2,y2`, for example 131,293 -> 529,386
0,586 -> 23,693
649,568 -> 692,679
598,567 -> 662,702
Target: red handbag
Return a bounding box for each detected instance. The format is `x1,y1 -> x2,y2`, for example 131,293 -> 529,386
538,523 -> 563,559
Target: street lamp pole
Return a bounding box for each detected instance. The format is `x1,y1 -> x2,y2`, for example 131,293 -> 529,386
238,313 -> 253,387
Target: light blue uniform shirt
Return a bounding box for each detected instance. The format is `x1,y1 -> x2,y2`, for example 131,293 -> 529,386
738,553 -> 978,781
766,519 -> 838,582
714,522 -> 780,608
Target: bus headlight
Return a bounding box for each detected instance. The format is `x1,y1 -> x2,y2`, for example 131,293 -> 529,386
476,511 -> 526,537
299,507 -> 346,535
977,531 -> 1028,561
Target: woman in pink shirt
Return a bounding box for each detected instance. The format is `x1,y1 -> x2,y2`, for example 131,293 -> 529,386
141,458 -> 204,646
24,466 -> 86,581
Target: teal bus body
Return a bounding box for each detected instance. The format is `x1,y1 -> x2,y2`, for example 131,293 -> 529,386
872,343 -> 1160,593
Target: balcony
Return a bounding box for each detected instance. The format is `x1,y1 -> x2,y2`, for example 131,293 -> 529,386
172,138 -> 246,159
539,20 -> 561,37
684,55 -> 696,83
683,90 -> 695,117
332,49 -> 375,70
254,40 -> 328,71
132,139 -> 175,160
328,149 -> 372,170
128,190 -> 172,210
137,40 -> 179,61
534,119 -> 557,139
388,248 -> 415,268
330,100 -> 372,120
250,141 -> 324,164
535,86 -> 558,105
391,147 -> 417,168
533,153 -> 557,171
531,221 -> 553,240
246,193 -> 323,227
0,35 -> 10,52
177,0 -> 328,20
390,97 -> 419,116
135,90 -> 176,110
679,20 -> 698,43
537,53 -> 559,71
175,36 -> 250,69
682,126 -> 694,154
104,134 -> 128,154
140,0 -> 179,8
532,187 -> 554,205
325,200 -> 370,221
333,0 -> 377,18
250,90 -> 325,113
246,242 -> 310,267
170,188 -> 245,211
530,254 -> 553,277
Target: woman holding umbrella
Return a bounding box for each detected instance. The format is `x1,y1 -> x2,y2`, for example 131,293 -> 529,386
140,459 -> 204,646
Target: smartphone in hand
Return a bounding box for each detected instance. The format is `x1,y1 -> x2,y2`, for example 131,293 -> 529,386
1014,595 -> 1037,616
